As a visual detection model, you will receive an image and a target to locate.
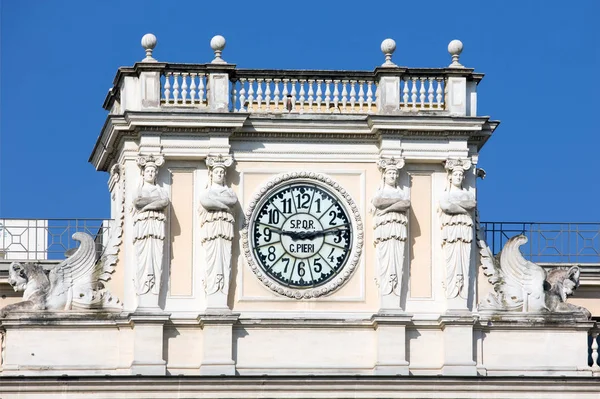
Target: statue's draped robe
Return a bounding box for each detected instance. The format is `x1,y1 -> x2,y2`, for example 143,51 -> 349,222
373,185 -> 408,296
440,190 -> 474,299
133,184 -> 168,295
200,184 -> 237,295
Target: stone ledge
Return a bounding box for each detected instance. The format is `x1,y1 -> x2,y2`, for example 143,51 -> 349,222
0,376 -> 600,398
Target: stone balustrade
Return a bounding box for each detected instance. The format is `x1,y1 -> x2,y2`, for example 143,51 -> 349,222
103,35 -> 481,116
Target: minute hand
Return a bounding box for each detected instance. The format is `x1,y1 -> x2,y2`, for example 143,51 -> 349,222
283,223 -> 348,240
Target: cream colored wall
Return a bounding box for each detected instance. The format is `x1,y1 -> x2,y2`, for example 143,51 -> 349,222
160,160 -> 443,313
169,170 -> 195,297
232,161 -> 376,312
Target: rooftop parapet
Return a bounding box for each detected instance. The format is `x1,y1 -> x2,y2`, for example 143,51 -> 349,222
103,34 -> 482,117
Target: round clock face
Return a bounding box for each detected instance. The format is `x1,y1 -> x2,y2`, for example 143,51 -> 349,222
244,172 -> 363,299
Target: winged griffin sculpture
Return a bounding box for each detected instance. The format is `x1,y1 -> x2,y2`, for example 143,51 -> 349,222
0,232 -> 122,317
478,232 -> 591,318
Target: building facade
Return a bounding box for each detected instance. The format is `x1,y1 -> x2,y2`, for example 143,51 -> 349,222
0,34 -> 599,398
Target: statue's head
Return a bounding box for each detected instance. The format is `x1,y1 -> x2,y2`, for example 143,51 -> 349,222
206,154 -> 233,186
377,157 -> 404,188
546,266 -> 581,302
137,154 -> 165,185
8,262 -> 30,292
211,166 -> 226,185
444,158 -> 472,190
450,169 -> 464,188
143,164 -> 158,184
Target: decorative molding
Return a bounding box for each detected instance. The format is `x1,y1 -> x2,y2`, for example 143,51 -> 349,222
242,171 -> 364,299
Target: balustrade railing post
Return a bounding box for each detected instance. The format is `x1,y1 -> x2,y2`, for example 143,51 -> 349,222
206,64 -> 236,112
374,67 -> 404,114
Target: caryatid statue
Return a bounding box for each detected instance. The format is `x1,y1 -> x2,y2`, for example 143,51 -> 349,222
199,155 -> 238,298
440,158 -> 476,300
132,154 -> 170,297
371,157 -> 410,303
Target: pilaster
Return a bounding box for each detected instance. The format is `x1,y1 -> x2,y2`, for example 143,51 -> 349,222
440,314 -> 477,375
371,313 -> 412,375
129,311 -> 170,375
198,312 -> 239,375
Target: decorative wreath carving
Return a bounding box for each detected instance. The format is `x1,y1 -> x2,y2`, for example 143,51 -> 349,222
242,171 -> 364,299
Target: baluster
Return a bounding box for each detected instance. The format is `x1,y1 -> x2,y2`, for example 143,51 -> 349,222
247,78 -> 255,111
410,77 -> 417,109
333,80 -> 340,111
419,78 -> 426,108
592,331 -> 600,369
290,79 -> 297,111
436,78 -> 443,108
316,80 -> 323,111
427,77 -> 434,107
402,77 -> 409,109
265,79 -> 272,111
230,81 -> 237,112
298,80 -> 306,112
198,74 -> 205,104
358,81 -> 365,113
324,80 -> 331,110
189,73 -> 197,105
163,73 -> 171,104
273,79 -> 280,111
238,78 -> 247,112
349,81 -> 357,112
307,79 -> 314,111
172,73 -> 180,104
341,81 -> 348,111
282,79 -> 290,111
256,78 -> 264,111
181,73 -> 189,104
366,81 -> 373,112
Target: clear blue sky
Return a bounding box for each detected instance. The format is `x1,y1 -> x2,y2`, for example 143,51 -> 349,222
1,0 -> 598,222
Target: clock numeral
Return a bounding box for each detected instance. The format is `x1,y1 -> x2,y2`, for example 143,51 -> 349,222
263,227 -> 272,242
298,261 -> 306,277
282,257 -> 290,273
328,210 -> 337,226
314,198 -> 321,213
295,193 -> 311,209
313,258 -> 323,273
327,247 -> 335,263
267,246 -> 276,261
268,209 -> 280,224
333,230 -> 342,244
282,198 -> 292,214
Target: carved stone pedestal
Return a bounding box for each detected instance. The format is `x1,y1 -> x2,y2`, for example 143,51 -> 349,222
440,314 -> 477,376
205,292 -> 229,312
372,312 -> 412,375
198,311 -> 239,375
130,311 -> 170,375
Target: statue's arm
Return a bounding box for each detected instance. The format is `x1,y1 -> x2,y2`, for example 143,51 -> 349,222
458,198 -> 477,210
141,197 -> 170,212
199,191 -> 232,211
382,199 -> 411,213
372,196 -> 399,209
440,196 -> 468,214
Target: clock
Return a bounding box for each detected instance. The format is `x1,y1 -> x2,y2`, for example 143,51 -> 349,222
243,172 -> 363,299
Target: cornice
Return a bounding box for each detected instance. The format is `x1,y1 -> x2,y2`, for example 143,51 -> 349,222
90,112 -> 500,171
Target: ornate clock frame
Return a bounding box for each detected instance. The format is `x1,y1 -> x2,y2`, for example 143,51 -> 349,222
242,171 -> 364,299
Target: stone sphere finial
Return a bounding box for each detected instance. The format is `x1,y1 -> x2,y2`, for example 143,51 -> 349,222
210,35 -> 227,64
448,39 -> 464,68
380,38 -> 397,67
141,33 -> 157,62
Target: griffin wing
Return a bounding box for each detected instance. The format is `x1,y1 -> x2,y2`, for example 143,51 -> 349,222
49,232 -> 97,308
498,235 -> 547,311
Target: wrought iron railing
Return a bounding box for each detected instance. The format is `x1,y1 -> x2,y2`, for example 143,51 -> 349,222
1,219 -> 597,264
0,219 -> 112,261
480,222 -> 600,263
